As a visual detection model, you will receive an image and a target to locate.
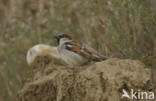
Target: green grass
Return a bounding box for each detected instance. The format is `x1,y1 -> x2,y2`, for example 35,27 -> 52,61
0,0 -> 156,100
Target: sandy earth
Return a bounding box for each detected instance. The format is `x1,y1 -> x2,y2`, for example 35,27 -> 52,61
17,52 -> 155,101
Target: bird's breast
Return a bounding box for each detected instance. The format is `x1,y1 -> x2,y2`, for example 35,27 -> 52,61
57,45 -> 88,66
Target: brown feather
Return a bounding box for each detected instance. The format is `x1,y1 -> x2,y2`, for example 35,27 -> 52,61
65,40 -> 108,62
65,41 -> 92,59
63,34 -> 72,40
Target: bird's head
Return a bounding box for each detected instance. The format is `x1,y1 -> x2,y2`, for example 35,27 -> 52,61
53,34 -> 72,45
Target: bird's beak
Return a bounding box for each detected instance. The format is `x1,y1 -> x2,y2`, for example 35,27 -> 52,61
53,35 -> 60,45
53,35 -> 59,39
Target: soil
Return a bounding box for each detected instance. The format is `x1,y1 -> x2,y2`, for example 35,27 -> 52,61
17,56 -> 155,101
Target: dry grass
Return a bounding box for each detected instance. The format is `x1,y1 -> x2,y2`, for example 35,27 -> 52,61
0,0 -> 156,101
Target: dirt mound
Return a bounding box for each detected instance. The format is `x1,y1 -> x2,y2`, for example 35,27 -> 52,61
17,57 -> 154,101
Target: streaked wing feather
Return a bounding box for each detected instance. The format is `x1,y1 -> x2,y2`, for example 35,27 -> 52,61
82,43 -> 108,61
65,40 -> 108,61
65,41 -> 91,59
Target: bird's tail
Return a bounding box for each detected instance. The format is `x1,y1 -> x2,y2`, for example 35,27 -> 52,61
91,54 -> 108,62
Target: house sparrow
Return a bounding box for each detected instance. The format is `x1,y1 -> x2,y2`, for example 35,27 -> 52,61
54,34 -> 108,67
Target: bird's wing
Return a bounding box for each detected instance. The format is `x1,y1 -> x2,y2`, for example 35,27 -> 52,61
82,43 -> 108,61
64,40 -> 92,59
65,40 -> 108,61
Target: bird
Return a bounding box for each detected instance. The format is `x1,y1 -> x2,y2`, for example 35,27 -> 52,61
54,34 -> 108,67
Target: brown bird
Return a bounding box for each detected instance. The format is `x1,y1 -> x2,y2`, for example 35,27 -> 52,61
54,34 -> 108,67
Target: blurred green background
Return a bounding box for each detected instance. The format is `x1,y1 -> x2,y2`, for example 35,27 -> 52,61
0,0 -> 156,101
